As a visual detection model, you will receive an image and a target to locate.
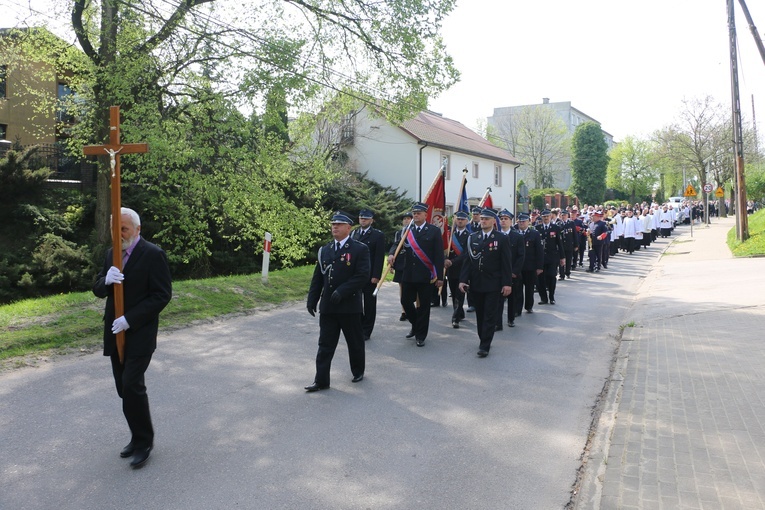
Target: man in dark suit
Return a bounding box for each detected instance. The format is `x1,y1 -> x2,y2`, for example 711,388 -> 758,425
536,209 -> 565,305
93,207 -> 172,469
459,208 -> 513,357
445,211 -> 470,328
351,209 -> 386,341
558,209 -> 576,280
396,202 -> 444,347
305,212 -> 370,392
515,213 -> 544,315
496,209 -> 525,329
587,210 -> 609,272
465,206 -> 482,313
389,212 -> 413,321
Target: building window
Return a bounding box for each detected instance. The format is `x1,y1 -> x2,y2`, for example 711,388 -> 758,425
441,153 -> 451,180
472,162 -> 479,178
445,204 -> 454,218
0,123 -> 7,139
494,164 -> 502,187
340,112 -> 355,145
57,83 -> 75,124
0,65 -> 7,98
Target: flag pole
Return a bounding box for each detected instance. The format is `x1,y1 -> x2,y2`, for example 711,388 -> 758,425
373,165 -> 445,297
440,168 -> 468,297
477,186 -> 492,207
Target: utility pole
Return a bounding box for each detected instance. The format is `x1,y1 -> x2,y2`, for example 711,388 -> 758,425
728,0 -> 750,241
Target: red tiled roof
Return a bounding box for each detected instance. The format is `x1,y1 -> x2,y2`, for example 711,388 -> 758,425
399,111 -> 522,165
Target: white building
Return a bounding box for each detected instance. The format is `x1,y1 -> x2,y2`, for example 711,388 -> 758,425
337,106 -> 523,214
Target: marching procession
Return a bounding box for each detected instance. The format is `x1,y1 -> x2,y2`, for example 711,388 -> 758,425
304,197 -> 690,392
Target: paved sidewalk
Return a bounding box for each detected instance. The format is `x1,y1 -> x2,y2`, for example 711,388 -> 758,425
575,216 -> 765,509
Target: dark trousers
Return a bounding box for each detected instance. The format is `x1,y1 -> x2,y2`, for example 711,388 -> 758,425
360,282 -> 377,338
509,276 -> 523,319
314,313 -> 365,386
577,237 -> 587,264
589,242 -> 604,270
402,281 -> 434,341
497,277 -> 520,326
537,262 -> 558,302
447,272 -> 465,321
559,249 -> 574,278
625,237 -> 635,254
110,353 -> 154,449
519,270 -> 537,311
602,240 -> 610,267
473,290 -> 501,352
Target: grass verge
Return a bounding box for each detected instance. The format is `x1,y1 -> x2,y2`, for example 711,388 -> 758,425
727,209 -> 765,257
1,265 -> 314,362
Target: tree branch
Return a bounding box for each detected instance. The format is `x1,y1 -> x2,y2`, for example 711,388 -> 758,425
72,0 -> 98,63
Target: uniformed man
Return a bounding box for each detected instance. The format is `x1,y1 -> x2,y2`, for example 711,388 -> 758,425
459,208 -> 513,358
535,209 -> 565,305
305,212 -> 371,392
351,209 -> 386,340
391,202 -> 444,347
572,208 -> 587,267
445,211 -> 470,328
496,209 -> 525,329
465,206 -> 482,312
390,212 -> 413,321
515,213 -> 544,315
586,210 -> 609,272
558,209 -> 575,280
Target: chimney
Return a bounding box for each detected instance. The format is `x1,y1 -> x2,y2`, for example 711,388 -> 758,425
542,97 -> 550,104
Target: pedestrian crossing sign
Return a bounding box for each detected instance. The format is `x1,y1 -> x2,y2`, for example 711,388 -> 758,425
684,184 -> 697,197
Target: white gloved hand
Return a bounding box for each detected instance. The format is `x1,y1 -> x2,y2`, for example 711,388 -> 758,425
105,266 -> 124,285
111,316 -> 130,334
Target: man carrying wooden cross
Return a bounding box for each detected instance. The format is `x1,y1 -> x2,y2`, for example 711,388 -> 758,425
88,106 -> 172,469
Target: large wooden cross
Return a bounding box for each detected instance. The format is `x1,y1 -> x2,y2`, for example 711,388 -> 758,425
83,106 -> 149,364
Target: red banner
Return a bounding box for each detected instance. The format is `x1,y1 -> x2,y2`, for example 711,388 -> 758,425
423,169 -> 449,250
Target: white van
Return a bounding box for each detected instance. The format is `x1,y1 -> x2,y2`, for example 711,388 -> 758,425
667,197 -> 687,222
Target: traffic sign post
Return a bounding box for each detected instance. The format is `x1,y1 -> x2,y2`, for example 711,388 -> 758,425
684,184 -> 697,197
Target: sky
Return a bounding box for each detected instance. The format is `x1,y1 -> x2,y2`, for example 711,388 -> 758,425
429,0 -> 765,142
6,0 -> 765,143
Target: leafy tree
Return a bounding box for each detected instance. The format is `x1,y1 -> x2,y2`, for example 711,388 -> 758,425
494,105 -> 569,189
570,121 -> 609,205
607,136 -> 659,204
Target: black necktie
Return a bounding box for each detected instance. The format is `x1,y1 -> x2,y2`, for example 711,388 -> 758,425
335,241 -> 340,252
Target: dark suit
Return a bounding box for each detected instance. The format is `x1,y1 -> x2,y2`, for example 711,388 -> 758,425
559,219 -> 576,278
588,220 -> 608,271
399,222 -> 444,342
459,230 -> 513,352
516,228 -> 543,313
351,226 -> 385,339
536,222 -> 564,303
446,227 -> 470,322
306,238 -> 370,387
496,228 -> 525,327
93,237 -> 172,451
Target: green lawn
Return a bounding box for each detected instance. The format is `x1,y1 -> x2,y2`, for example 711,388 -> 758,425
0,265 -> 315,362
727,209 -> 765,257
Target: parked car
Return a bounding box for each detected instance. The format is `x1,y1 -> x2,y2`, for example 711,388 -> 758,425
668,197 -> 687,223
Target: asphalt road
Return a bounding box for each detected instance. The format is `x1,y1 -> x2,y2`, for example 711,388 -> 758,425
0,238 -> 670,510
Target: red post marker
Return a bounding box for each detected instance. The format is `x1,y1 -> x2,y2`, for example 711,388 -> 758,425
262,233 -> 272,283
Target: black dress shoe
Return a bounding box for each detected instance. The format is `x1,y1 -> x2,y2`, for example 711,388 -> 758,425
466,306 -> 476,313
130,446 -> 152,469
416,339 -> 425,347
363,335 -> 371,341
558,276 -> 565,281
549,299 -> 556,305
508,322 -> 515,327
515,312 -> 522,317
120,442 -> 135,459
477,350 -> 488,358
304,383 -> 329,392
538,300 -> 548,305
495,325 -> 503,331
452,320 -> 459,329
406,329 -> 416,339
399,313 -> 407,321
526,309 -> 534,314
351,374 -> 364,383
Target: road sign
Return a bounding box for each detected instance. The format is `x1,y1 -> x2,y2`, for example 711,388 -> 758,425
684,184 -> 697,197
703,183 -> 713,194
715,187 -> 725,198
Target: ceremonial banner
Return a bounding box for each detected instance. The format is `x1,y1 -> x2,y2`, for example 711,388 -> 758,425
458,176 -> 470,214
423,168 -> 449,250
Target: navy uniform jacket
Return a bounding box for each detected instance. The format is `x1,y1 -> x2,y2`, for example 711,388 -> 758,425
399,222 -> 444,283
459,230 -> 513,293
518,227 -> 544,272
351,226 -> 385,280
559,219 -> 576,251
589,220 -> 609,246
308,239 -> 370,314
536,222 -> 565,264
446,227 -> 470,280
498,229 -> 525,277
93,237 -> 173,358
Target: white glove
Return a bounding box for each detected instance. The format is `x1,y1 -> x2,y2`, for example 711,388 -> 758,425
111,316 -> 130,334
105,266 -> 124,285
